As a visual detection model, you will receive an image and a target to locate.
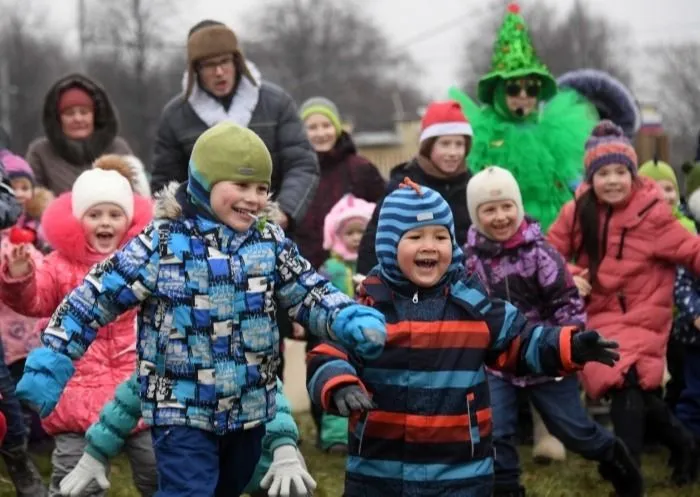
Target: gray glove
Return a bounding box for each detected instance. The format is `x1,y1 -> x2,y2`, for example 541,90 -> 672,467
332,385 -> 374,416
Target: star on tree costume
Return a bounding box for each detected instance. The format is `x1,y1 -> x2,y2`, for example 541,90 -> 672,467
449,3 -> 599,232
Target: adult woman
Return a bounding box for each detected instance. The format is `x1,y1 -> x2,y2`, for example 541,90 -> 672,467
26,74 -> 132,195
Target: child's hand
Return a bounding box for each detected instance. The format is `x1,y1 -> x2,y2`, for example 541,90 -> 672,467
5,243 -> 32,278
332,384 -> 374,416
292,322 -> 306,339
571,330 -> 620,367
331,305 -> 386,360
573,269 -> 591,297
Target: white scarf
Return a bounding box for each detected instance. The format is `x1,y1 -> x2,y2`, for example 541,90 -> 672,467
185,61 -> 262,128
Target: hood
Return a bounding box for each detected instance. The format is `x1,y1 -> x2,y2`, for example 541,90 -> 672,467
42,74 -> 120,166
154,181 -> 282,223
41,191 -> 153,265
466,217 -> 542,257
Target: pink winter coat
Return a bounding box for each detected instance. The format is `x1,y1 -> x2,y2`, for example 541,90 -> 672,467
547,177 -> 700,399
0,192 -> 152,435
0,236 -> 42,366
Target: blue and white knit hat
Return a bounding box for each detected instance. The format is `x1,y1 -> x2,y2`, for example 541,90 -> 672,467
376,178 -> 463,286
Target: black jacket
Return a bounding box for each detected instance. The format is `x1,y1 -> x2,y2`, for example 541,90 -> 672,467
357,158 -> 472,275
150,81 -> 319,224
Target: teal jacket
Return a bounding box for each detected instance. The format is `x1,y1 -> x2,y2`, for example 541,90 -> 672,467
85,373 -> 299,494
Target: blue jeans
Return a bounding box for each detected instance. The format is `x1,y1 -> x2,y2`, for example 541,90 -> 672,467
675,348 -> 700,438
489,373 -> 614,492
152,424 -> 265,497
0,341 -> 27,448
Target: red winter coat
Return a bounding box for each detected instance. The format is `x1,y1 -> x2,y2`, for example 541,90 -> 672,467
547,177 -> 700,399
0,193 -> 152,435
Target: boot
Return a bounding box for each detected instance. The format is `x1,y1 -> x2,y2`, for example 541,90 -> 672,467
1,442 -> 48,497
598,438 -> 644,497
531,404 -> 566,464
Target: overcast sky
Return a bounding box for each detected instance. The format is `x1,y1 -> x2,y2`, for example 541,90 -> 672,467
40,0 -> 700,101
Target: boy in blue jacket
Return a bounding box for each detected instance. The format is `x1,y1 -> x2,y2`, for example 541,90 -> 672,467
16,122 -> 386,496
307,179 -> 620,497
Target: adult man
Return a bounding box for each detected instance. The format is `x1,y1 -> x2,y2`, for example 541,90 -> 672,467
150,20 -> 319,229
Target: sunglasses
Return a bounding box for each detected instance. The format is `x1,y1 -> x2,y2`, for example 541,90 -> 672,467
505,80 -> 541,98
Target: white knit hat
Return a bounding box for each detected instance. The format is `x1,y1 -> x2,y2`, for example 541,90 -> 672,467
72,169 -> 134,221
467,166 -> 524,233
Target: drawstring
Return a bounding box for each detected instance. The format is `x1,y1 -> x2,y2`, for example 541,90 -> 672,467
357,411 -> 370,456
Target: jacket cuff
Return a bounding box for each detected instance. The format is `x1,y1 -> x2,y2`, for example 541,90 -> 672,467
0,259 -> 35,285
559,326 -> 581,372
84,444 -> 110,465
268,436 -> 297,454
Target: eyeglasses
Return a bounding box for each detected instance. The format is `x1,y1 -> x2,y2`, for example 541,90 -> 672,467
199,56 -> 235,72
505,80 -> 541,98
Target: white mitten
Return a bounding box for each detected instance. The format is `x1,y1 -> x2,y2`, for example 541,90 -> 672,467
260,445 -> 316,497
59,452 -> 110,496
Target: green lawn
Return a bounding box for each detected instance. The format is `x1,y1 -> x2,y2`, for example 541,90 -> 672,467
1,413 -> 698,496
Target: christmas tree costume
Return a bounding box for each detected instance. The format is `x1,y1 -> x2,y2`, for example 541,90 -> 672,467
449,3 -> 638,232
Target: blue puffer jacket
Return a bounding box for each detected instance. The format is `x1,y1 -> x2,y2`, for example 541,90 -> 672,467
24,184 -> 369,434
85,373 -> 298,494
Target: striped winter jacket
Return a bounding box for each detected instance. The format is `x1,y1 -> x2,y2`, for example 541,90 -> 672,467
307,269 -> 580,497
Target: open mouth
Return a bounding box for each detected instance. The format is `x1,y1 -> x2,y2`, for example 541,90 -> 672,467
96,232 -> 115,242
232,207 -> 258,220
415,259 -> 438,269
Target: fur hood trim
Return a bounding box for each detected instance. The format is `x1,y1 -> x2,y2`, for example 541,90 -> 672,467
24,187 -> 55,220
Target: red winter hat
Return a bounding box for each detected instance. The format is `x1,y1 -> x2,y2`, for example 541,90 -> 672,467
420,101 -> 472,143
58,87 -> 94,114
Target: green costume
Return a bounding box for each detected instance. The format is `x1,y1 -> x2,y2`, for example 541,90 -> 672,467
449,2 -> 598,232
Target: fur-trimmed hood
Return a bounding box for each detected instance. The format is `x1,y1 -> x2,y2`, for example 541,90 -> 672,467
154,182 -> 282,223
42,73 -> 121,166
24,186 -> 55,220
41,192 -> 153,265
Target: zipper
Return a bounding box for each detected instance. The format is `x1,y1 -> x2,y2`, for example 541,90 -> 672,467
466,395 -> 475,458
617,292 -> 627,313
412,291 -> 419,304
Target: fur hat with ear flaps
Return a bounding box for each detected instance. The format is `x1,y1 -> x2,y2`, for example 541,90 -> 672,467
683,161 -> 700,221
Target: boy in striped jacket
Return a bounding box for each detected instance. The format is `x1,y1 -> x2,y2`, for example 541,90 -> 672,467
307,178 -> 620,497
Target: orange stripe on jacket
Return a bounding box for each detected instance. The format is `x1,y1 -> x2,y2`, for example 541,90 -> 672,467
558,326 -> 580,372
386,321 -> 490,349
307,343 -> 348,364
493,334 -> 521,371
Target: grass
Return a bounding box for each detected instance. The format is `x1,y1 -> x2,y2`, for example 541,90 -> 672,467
0,412 -> 698,496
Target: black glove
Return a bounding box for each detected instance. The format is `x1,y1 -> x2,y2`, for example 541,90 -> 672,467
332,385 -> 374,416
571,330 -> 620,367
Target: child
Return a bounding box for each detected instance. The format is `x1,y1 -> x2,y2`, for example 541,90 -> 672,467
59,373 -> 314,497
464,166 -> 642,497
548,120 -> 700,484
1,160 -> 157,496
315,194 -> 376,453
15,122 -> 386,496
307,178 -> 619,497
639,159 -> 695,233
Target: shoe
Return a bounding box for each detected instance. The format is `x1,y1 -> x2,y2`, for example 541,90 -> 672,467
531,406 -> 565,464
668,434 -> 699,486
598,438 -> 644,497
1,443 -> 48,497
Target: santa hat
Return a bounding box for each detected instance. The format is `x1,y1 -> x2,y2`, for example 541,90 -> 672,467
323,194 -> 375,261
419,101 -> 472,144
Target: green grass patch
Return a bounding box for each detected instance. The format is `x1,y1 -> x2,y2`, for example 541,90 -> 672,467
0,412 -> 698,496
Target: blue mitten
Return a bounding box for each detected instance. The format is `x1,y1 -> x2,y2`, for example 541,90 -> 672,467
331,305 -> 386,360
16,347 -> 75,418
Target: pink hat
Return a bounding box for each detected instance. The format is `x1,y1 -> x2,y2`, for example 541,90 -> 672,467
323,194 -> 376,261
420,101 -> 473,144
0,151 -> 35,184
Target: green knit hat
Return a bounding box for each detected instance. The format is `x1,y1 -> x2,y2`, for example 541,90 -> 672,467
477,2 -> 556,105
187,122 -> 272,212
638,160 -> 679,193
299,97 -> 343,137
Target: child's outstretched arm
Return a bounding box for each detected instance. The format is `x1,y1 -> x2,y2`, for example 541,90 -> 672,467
273,227 -> 386,360
547,201 -> 588,277
452,279 -> 618,377
59,372 -> 142,496
15,224 -> 160,417
0,248 -> 64,318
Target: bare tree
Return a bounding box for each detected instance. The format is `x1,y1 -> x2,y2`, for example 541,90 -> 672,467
82,0 -> 184,163
459,0 -> 631,98
0,0 -> 72,153
654,42 -> 700,165
244,0 -> 424,131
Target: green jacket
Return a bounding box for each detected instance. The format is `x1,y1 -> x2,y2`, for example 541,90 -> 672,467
85,373 -> 299,494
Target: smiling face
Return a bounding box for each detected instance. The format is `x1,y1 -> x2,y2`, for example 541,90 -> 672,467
60,106 -> 95,140
198,53 -> 236,97
82,203 -> 129,254
397,225 -> 453,288
10,177 -> 33,209
477,200 -> 520,242
656,179 -> 679,207
430,135 -> 467,176
591,163 -> 633,206
338,218 -> 367,255
210,181 -> 269,231
304,113 -> 338,153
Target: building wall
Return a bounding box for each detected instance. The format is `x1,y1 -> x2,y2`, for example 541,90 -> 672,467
356,120 -> 421,178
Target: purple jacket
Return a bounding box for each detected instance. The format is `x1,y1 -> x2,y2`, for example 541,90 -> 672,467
464,218 -> 586,385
